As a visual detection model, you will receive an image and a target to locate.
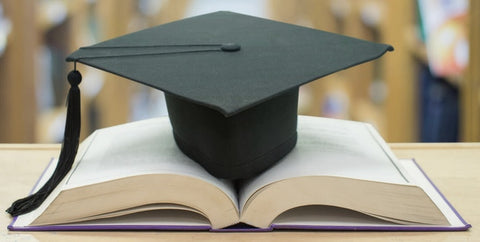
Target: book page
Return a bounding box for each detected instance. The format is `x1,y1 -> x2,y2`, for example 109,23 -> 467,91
69,209 -> 211,227
269,159 -> 468,229
397,159 -> 468,228
239,116 -> 409,210
64,117 -> 238,208
272,205 -> 394,226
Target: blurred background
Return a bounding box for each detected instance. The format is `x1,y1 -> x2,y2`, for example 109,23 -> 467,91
0,0 -> 478,143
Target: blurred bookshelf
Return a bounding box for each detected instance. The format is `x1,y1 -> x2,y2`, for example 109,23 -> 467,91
0,0 -> 478,143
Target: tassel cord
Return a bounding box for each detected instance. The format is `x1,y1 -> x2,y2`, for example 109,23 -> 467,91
6,70 -> 82,216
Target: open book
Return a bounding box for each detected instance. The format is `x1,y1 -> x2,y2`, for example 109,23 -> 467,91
9,116 -> 470,231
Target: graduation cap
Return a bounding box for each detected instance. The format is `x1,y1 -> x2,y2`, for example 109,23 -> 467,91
7,11 -> 392,216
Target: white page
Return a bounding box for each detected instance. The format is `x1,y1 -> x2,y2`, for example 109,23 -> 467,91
239,116 -> 409,210
64,117 -> 238,208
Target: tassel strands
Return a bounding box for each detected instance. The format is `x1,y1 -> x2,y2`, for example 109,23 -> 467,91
6,69 -> 82,216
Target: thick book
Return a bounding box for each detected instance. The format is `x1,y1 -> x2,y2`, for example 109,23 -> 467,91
9,116 -> 470,231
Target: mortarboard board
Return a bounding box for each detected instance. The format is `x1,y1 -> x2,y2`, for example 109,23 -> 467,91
7,11 -> 393,216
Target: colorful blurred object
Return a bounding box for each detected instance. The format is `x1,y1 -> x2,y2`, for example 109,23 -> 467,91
418,0 -> 469,78
0,2 -> 12,57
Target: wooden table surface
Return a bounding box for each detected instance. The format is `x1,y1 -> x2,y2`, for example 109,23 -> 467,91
1,143 -> 478,241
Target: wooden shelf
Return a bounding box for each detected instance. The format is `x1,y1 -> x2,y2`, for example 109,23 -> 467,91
462,0 -> 480,141
0,0 -> 37,142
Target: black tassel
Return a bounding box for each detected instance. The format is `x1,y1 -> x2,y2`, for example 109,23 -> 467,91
6,70 -> 82,217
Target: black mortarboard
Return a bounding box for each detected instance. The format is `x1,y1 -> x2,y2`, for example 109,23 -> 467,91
7,11 -> 392,216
